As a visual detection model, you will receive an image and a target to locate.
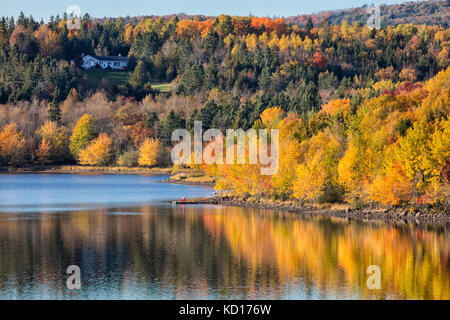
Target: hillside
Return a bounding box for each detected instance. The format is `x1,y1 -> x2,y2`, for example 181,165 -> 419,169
96,0 -> 449,27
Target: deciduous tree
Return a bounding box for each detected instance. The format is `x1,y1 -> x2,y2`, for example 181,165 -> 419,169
138,138 -> 160,167
70,114 -> 97,160
0,123 -> 26,165
78,133 -> 112,166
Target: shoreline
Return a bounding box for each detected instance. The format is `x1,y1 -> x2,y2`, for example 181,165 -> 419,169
213,197 -> 450,224
0,166 -> 216,186
2,166 -> 448,223
0,166 -> 175,176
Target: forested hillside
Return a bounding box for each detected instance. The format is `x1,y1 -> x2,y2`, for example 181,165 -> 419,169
0,10 -> 449,208
97,1 -> 449,28
287,0 -> 449,27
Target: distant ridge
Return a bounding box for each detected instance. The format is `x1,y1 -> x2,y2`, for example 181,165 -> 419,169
94,0 -> 449,27
285,0 -> 449,27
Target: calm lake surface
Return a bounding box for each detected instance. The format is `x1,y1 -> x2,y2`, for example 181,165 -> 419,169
0,174 -> 448,300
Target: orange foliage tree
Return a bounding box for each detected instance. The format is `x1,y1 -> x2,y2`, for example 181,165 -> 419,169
0,123 -> 26,165
34,25 -> 59,57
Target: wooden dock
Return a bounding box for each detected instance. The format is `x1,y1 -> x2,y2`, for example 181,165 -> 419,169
172,198 -> 220,205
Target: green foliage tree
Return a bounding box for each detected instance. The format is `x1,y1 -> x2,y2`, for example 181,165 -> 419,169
69,114 -> 97,160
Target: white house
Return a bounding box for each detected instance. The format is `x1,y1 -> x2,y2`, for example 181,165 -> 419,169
81,54 -> 129,70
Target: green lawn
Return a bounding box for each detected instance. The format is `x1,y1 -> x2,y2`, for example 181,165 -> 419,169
151,83 -> 172,93
82,70 -> 172,93
82,70 -> 131,87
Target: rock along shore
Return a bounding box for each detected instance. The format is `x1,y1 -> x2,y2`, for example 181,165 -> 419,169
214,197 -> 450,224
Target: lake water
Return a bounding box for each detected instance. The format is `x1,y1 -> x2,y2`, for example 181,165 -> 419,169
0,174 -> 448,300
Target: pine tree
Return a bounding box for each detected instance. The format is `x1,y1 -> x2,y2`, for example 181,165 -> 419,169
158,111 -> 186,145
48,101 -> 61,123
129,60 -> 151,89
305,18 -> 314,34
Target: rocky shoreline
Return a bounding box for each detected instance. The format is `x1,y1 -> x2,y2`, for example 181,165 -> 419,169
164,179 -> 215,186
216,197 -> 450,224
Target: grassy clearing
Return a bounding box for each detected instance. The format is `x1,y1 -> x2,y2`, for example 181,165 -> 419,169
82,70 -> 172,92
151,83 -> 172,92
82,70 -> 131,87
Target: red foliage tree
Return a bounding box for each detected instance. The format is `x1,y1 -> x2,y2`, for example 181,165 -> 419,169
313,52 -> 327,70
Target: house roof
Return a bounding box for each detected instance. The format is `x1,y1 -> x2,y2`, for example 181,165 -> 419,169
86,55 -> 128,62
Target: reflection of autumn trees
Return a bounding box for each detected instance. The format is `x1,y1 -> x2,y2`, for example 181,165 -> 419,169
202,208 -> 450,300
0,206 -> 448,299
0,206 -> 263,298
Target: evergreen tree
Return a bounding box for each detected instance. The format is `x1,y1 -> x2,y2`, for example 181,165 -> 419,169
47,101 -> 61,123
158,111 -> 186,145
129,60 -> 151,89
305,18 -> 314,34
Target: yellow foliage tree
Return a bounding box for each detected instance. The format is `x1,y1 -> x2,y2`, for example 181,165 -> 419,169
257,106 -> 284,129
423,118 -> 450,186
268,32 -> 279,49
399,68 -> 417,82
367,143 -> 414,206
278,35 -> 290,51
293,131 -> 342,202
78,133 -> 112,166
320,98 -> 351,116
395,120 -> 431,193
245,33 -> 258,51
138,138 -> 160,167
124,24 -> 134,44
259,32 -> 269,46
337,140 -> 366,203
270,114 -> 305,199
37,121 -> 70,163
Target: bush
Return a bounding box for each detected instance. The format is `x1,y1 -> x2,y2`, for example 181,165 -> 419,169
318,183 -> 346,204
157,146 -> 172,167
117,149 -> 139,167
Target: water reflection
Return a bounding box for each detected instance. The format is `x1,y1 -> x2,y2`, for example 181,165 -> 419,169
0,205 -> 448,300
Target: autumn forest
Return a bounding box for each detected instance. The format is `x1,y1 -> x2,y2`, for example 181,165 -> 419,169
0,6 -> 449,211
